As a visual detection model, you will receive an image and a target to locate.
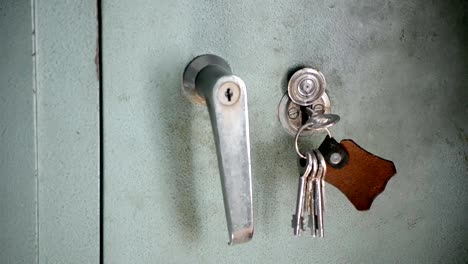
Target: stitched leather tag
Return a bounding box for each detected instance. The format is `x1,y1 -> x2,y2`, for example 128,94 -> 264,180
324,140 -> 397,211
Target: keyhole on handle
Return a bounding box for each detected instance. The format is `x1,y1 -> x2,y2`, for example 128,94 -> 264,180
225,88 -> 233,102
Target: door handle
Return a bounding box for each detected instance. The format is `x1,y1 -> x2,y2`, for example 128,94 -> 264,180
182,54 -> 253,245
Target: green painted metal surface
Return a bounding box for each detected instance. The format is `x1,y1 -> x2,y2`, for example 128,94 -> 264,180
103,1 -> 467,263
1,1 -> 100,263
4,0 -> 467,263
0,1 -> 36,263
35,1 -> 100,263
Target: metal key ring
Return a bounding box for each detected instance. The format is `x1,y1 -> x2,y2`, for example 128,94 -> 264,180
294,123 -> 332,159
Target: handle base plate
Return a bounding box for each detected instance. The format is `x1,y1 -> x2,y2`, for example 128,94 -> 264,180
182,54 -> 232,105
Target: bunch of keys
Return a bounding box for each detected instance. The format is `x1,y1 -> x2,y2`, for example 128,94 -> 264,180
292,107 -> 341,237
285,68 -> 397,237
293,150 -> 326,237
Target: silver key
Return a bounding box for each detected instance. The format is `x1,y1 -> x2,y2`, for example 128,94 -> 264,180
293,151 -> 317,236
304,107 -> 340,131
306,160 -> 318,235
312,150 -> 327,237
311,165 -> 322,237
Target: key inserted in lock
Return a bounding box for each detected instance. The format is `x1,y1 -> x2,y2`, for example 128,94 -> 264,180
278,67 -> 339,137
182,54 -> 253,245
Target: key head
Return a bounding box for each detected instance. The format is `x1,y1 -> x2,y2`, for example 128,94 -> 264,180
323,139 -> 397,211
297,151 -> 317,179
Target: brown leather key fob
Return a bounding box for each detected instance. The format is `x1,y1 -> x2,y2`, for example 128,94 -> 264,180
319,136 -> 397,211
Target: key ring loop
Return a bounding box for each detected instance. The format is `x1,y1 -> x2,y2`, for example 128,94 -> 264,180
294,123 -> 332,159
294,113 -> 339,158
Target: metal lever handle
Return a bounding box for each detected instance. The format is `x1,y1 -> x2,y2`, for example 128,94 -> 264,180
182,54 -> 253,245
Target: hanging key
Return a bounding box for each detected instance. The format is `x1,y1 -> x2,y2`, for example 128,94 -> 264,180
307,150 -> 326,237
313,150 -> 327,237
308,162 -> 320,237
305,155 -> 318,236
292,151 -> 317,236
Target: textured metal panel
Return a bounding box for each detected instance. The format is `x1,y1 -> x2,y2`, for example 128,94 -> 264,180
103,0 -> 467,263
35,0 -> 100,263
0,1 -> 36,263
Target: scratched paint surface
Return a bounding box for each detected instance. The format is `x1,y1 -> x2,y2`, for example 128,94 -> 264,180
1,1 -> 100,263
103,1 -> 468,263
35,1 -> 100,263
